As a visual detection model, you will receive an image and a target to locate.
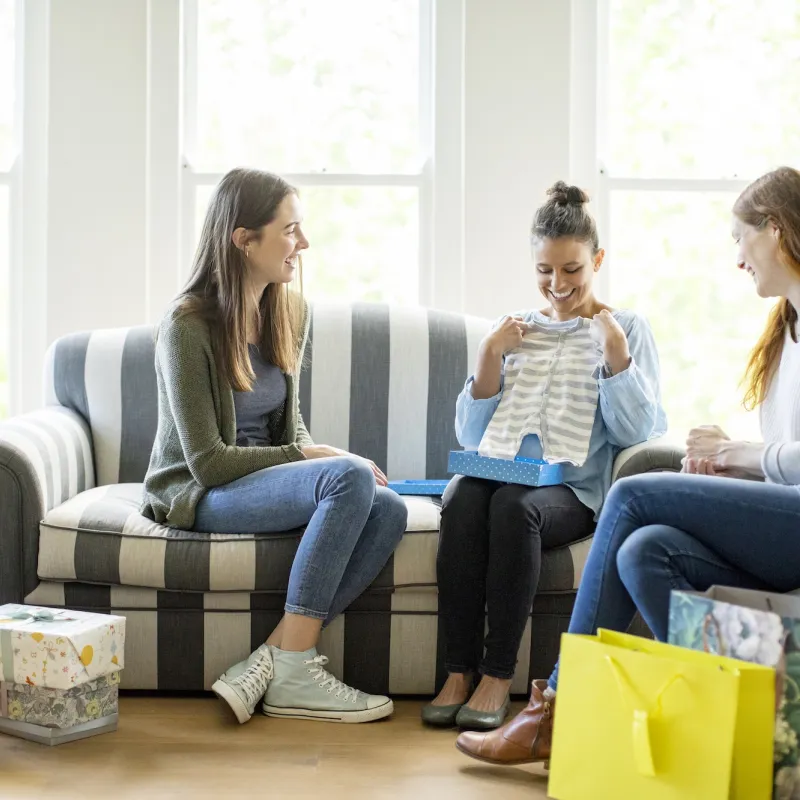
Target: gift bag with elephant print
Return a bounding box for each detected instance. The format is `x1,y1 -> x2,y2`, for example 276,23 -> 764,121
668,586 -> 800,800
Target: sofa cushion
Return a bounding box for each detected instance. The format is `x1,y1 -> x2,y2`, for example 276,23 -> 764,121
38,484 -> 592,594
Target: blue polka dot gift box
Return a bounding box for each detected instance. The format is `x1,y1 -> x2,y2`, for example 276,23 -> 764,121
447,450 -> 563,487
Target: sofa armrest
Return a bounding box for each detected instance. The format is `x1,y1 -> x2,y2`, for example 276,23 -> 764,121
0,406 -> 95,603
612,437 -> 685,482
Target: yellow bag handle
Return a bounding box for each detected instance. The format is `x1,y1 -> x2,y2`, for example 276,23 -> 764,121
605,655 -> 685,777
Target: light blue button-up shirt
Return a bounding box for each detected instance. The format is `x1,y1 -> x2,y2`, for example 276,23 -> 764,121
455,309 -> 667,518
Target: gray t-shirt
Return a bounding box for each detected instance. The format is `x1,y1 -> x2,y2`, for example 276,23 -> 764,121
233,344 -> 287,447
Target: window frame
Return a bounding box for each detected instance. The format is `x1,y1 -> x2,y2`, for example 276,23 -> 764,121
568,0 -> 793,438
591,0 -> 765,272
179,0 -> 437,306
1,0 -> 23,417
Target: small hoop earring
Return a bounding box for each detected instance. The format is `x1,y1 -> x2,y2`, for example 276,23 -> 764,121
244,247 -> 250,259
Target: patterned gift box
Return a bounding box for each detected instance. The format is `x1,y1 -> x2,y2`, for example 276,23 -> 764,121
0,604 -> 125,745
2,672 -> 119,728
447,450 -> 563,487
0,604 -> 125,689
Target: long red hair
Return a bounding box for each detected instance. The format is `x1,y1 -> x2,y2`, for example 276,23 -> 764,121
734,167 -> 800,410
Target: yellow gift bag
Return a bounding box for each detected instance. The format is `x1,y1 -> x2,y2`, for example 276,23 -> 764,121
548,629 -> 775,800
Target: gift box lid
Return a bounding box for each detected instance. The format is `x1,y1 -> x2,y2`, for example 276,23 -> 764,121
0,604 -> 125,690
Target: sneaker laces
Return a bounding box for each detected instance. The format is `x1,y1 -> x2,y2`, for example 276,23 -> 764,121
231,647 -> 274,707
304,654 -> 361,703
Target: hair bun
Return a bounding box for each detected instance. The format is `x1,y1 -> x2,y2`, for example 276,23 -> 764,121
547,181 -> 590,207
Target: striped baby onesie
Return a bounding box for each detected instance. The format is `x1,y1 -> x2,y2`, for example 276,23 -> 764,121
478,317 -> 603,466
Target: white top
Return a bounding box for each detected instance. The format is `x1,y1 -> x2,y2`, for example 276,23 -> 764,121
761,325 -> 800,485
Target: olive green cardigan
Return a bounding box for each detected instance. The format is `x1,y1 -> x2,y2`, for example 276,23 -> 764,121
141,296 -> 313,529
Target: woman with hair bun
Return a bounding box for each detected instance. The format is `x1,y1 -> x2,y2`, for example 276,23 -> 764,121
422,181 -> 666,731
456,166 -> 800,768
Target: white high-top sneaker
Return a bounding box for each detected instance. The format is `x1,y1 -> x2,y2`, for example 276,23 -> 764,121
263,647 -> 394,724
212,644 -> 274,724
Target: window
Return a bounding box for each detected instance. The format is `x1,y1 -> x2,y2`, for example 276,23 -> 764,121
184,0 -> 430,304
600,0 -> 800,439
0,0 -> 18,419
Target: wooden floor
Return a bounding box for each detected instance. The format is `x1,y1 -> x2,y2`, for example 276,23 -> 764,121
0,697 -> 551,799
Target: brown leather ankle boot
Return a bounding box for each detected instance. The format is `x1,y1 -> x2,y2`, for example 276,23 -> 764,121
455,679 -> 554,766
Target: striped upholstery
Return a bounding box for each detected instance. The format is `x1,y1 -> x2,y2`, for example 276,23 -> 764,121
0,407 -> 95,601
42,325 -> 158,487
0,407 -> 95,511
37,483 -> 592,595
23,580 -> 577,694
38,484 -> 437,591
0,302 -> 683,693
41,306 -> 492,486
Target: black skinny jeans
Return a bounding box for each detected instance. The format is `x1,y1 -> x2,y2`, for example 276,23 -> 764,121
436,475 -> 595,680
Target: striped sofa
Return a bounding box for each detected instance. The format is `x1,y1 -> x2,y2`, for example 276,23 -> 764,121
0,303 -> 681,695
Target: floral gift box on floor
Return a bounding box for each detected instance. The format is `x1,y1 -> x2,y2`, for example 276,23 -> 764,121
0,604 -> 125,745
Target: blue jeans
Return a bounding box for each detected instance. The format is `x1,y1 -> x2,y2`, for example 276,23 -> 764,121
193,456 -> 408,623
549,471 -> 800,690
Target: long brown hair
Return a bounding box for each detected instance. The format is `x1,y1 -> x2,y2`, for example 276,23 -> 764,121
735,167 -> 800,410
179,168 -> 304,390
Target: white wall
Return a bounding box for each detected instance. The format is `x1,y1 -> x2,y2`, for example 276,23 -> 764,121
17,0 -> 586,411
46,0 -> 148,341
463,0 -> 572,319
